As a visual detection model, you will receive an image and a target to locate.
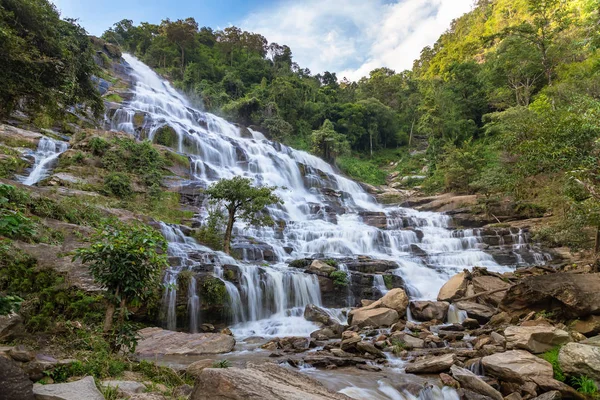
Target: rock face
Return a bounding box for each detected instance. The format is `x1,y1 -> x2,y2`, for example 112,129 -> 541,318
471,275 -> 511,306
190,362 -> 349,399
481,350 -> 553,383
455,301 -> 496,323
0,313 -> 24,341
573,315 -> 600,337
33,376 -> 104,400
0,356 -> 35,400
304,304 -> 338,327
349,307 -> 399,328
405,353 -> 455,374
450,365 -> 503,400
135,327 -> 235,356
438,272 -> 468,302
559,339 -> 600,382
500,273 -> 600,318
504,325 -> 571,354
409,301 -> 449,321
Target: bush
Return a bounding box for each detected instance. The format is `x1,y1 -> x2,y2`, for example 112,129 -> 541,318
329,270 -> 348,288
541,347 -> 565,382
103,173 -> 133,198
88,137 -> 109,156
572,375 -> 598,395
336,156 -> 387,186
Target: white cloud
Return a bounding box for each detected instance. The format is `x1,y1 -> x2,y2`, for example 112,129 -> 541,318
241,0 -> 474,81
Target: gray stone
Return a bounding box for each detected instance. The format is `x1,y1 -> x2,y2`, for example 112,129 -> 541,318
33,376 -> 104,400
0,356 -> 34,400
405,353 -> 455,374
409,301 -> 450,321
135,327 -> 235,356
559,341 -> 600,382
481,350 -> 553,383
532,391 -> 561,400
101,380 -> 146,394
349,307 -> 399,328
190,362 -> 349,399
0,313 -> 23,341
505,325 -> 571,354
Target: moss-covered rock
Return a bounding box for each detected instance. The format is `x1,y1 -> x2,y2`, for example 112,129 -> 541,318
153,126 -> 178,148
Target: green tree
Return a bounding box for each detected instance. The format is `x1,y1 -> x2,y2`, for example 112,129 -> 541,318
311,119 -> 350,162
74,221 -> 168,332
205,177 -> 281,255
160,18 -> 198,74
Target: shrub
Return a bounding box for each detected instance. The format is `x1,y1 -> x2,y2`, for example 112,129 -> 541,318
541,347 -> 565,382
572,375 -> 598,395
329,270 -> 348,288
88,137 -> 109,156
103,172 -> 132,199
336,156 -> 387,186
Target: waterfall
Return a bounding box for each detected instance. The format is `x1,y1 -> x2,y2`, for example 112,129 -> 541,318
373,275 -> 389,297
446,304 -> 468,324
112,54 -> 548,335
19,136 -> 68,186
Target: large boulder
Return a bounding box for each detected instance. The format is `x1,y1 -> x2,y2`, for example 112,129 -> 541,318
450,365 -> 503,400
190,362 -> 349,399
349,307 -> 399,328
572,315 -> 600,337
308,260 -> 336,275
438,272 -> 468,302
0,356 -> 34,400
455,301 -> 496,323
33,376 -> 104,400
409,301 -> 449,321
471,275 -> 511,307
405,353 -> 455,374
500,273 -> 600,319
135,327 -> 235,356
504,325 -> 571,353
355,288 -> 409,315
304,304 -> 341,330
559,338 -> 600,382
481,350 -> 553,383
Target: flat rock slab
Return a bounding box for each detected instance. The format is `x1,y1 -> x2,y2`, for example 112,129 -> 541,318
33,376 -> 104,400
481,350 -> 553,383
135,327 -> 235,356
191,362 -> 350,399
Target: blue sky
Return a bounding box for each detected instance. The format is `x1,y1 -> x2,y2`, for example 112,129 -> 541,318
51,0 -> 475,80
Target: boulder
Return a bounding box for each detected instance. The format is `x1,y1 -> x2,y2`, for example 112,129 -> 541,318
0,313 -> 24,341
33,376 -> 104,400
101,380 -> 146,395
455,301 -> 496,323
135,327 -> 235,356
8,345 -> 35,362
0,124 -> 43,147
308,260 -> 336,275
356,341 -> 385,358
390,332 -> 425,349
186,359 -> 215,378
481,350 -> 553,383
409,301 -> 449,321
304,304 -> 337,327
405,353 -> 455,374
0,356 -> 34,400
349,307 -> 399,328
352,288 -> 408,317
572,315 -> 600,337
504,325 -> 571,353
438,272 -> 468,302
190,362 -> 349,399
471,275 -> 511,307
559,340 -> 600,382
500,273 -> 600,319
450,365 -> 503,400
531,376 -> 587,400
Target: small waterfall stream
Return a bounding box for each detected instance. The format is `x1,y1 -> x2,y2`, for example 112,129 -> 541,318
112,54 -> 549,339
19,136 -> 68,186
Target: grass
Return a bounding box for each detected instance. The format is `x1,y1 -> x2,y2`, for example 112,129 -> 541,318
105,93 -> 124,103
540,347 -> 565,382
572,375 -> 598,396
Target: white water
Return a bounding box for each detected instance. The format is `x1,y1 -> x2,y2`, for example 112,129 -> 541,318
113,54 -> 546,337
373,275 -> 389,296
19,136 -> 68,185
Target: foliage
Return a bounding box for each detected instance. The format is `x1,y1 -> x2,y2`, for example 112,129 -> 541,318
103,172 -> 133,199
336,155 -> 387,186
329,270 -> 348,288
0,294 -> 23,315
0,0 -> 103,119
194,206 -> 225,250
572,375 -> 598,396
311,120 -> 350,162
541,347 -> 565,382
73,220 -> 168,333
383,275 -> 393,290
199,277 -> 227,305
212,359 -> 231,368
205,176 -> 281,254
390,338 -> 407,355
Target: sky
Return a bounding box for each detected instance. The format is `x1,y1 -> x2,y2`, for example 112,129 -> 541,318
51,0 -> 475,81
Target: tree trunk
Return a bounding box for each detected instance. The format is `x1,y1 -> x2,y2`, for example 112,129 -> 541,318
118,296 -> 127,325
595,225 -> 600,254
223,208 -> 236,255
408,117 -> 416,149
103,303 -> 116,332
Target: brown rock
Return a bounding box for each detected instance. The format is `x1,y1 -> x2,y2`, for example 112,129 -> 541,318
405,353 -> 455,374
455,301 -> 497,323
135,327 -> 235,356
572,315 -> 600,337
186,359 -> 215,378
450,365 -> 503,400
409,301 -> 450,321
438,272 -> 468,302
472,275 -> 511,307
349,307 -> 399,328
481,350 -> 553,383
504,325 -> 570,354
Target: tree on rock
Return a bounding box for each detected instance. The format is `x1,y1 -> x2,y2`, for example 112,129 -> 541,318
205,177 -> 281,255
74,220 -> 168,333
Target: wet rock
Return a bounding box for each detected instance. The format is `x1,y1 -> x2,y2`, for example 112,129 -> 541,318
308,260 -> 337,275
0,124 -> 43,147
405,353 -> 455,374
438,330 -> 465,341
33,376 -> 104,400
190,362 -> 349,399
438,272 -> 468,302
358,211 -> 387,229
450,365 -> 503,400
455,301 -> 496,323
390,332 -> 425,349
311,328 -> 339,340
356,341 -> 385,358
409,301 -> 449,321
500,273 -> 600,319
340,332 -> 362,351
481,350 -> 553,383
504,325 -> 570,353
0,356 -> 35,400
304,304 -> 337,327
135,327 -> 235,356
439,373 -> 460,389
349,307 -> 399,328
343,258 -> 399,273
462,318 -> 480,329
559,339 -> 600,382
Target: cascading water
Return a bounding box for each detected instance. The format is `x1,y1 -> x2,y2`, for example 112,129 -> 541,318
112,54 -> 548,337
19,136 -> 68,186
373,275 -> 389,296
